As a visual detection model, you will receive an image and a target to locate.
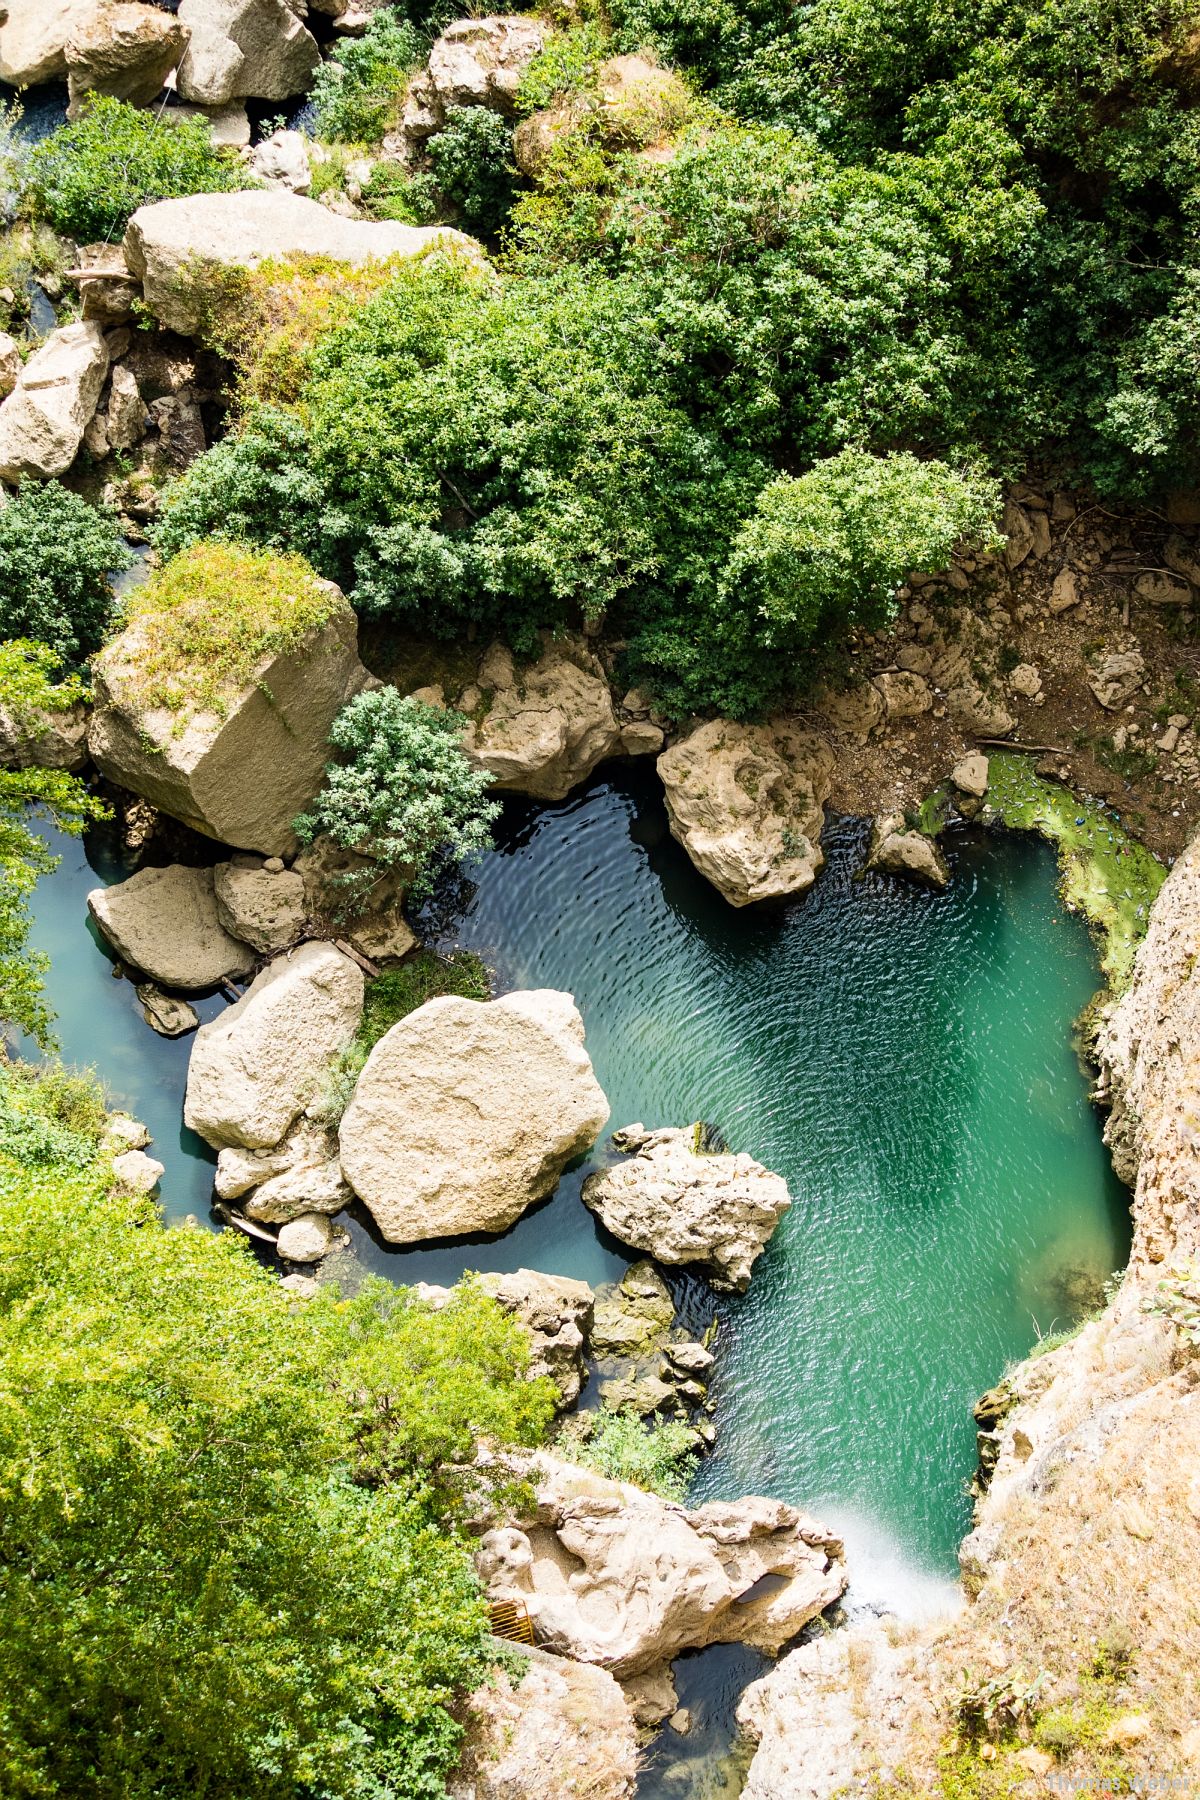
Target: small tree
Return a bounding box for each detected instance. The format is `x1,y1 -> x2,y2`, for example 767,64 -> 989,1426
0,482 -> 128,664
296,687 -> 500,908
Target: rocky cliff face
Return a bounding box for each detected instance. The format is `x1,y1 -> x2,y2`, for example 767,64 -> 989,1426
739,833 -> 1200,1796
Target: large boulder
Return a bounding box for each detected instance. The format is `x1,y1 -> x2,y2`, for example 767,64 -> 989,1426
449,1650 -> 637,1800
864,813 -> 950,889
476,1454 -> 846,1678
185,941 -> 364,1150
214,858 -> 306,955
88,864 -> 256,990
88,606 -> 368,857
657,718 -> 835,906
0,0 -> 96,84
339,990 -> 609,1243
403,15 -> 546,138
477,1269 -> 595,1408
65,2 -> 188,113
461,639 -> 623,802
582,1125 -> 790,1292
0,322 -> 109,483
123,192 -> 481,336
0,699 -> 90,774
176,0 -> 318,105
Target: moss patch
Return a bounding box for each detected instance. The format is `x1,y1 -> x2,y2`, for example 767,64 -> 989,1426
983,752 -> 1166,989
359,950 -> 490,1055
121,543 -> 343,721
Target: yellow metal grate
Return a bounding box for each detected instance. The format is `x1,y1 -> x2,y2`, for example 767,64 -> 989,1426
488,1598 -> 536,1645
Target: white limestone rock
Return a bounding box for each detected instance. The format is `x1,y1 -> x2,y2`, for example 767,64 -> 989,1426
0,322 -> 109,483
0,0 -> 98,84
276,1211 -> 337,1263
176,0 -> 318,105
582,1124 -> 790,1292
448,1649 -> 637,1800
214,859 -> 307,955
476,1268 -> 596,1408
339,990 -> 608,1242
864,813 -> 950,889
88,865 -> 256,990
657,718 -> 835,907
185,941 -> 364,1150
65,1 -> 188,113
461,637 -> 623,802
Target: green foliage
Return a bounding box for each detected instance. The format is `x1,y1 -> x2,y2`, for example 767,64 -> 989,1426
297,688 -> 500,906
557,1407 -> 699,1501
361,160 -> 440,224
362,950 -> 491,1048
516,23 -> 610,113
0,1076 -> 552,1799
0,643 -> 106,1048
427,108 -> 520,238
0,1059 -> 106,1170
123,541 -> 343,720
26,95 -> 251,242
633,451 -> 998,715
0,483 -> 128,665
311,12 -> 425,142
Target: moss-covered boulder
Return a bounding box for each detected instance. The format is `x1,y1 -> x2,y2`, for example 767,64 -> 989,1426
88,543 -> 368,856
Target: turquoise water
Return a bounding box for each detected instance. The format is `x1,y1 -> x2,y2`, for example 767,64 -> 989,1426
25,764 -> 1130,1588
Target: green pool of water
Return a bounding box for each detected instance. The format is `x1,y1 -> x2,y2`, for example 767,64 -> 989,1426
24,765 -> 1130,1595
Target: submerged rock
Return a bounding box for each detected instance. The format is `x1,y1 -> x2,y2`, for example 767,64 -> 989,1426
477,1269 -> 595,1409
657,718 -> 835,907
476,1453 -> 846,1677
185,941 -> 364,1150
582,1124 -> 790,1292
88,603 -> 368,857
0,322 -> 109,482
136,983 -> 200,1038
88,865 -> 256,991
589,1260 -> 675,1356
864,813 -> 950,889
339,990 -> 608,1242
448,1649 -> 637,1800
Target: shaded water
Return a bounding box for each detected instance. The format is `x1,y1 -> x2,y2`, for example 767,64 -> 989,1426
27,764 -> 1129,1590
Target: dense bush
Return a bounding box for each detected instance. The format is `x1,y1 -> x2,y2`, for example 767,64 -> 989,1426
311,11 -> 425,142
557,1407 -> 700,1501
26,95 -> 251,241
297,688 -> 500,906
0,483 -> 127,665
0,643 -> 105,1047
0,1065 -> 553,1798
426,107 -> 520,237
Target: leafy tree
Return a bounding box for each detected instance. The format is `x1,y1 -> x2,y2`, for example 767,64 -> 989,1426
26,94 -> 252,241
427,107 -> 520,238
0,1070 -> 553,1799
311,11 -> 425,142
296,688 -> 500,907
0,642 -> 106,1048
0,482 -> 128,665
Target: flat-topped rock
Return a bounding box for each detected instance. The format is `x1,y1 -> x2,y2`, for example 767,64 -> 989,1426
449,1651 -> 637,1800
657,718 -> 835,906
582,1124 -> 790,1291
124,191 -> 482,335
214,859 -> 306,955
339,990 -> 608,1243
185,941 -> 364,1150
88,865 -> 255,990
88,604 -> 368,857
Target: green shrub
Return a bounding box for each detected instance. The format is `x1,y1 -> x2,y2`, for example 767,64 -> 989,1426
0,483 -> 128,665
0,1085 -> 554,1799
516,23 -> 610,112
0,1060 -> 106,1170
361,950 -> 491,1047
26,94 -> 251,242
122,541 -> 342,719
311,12 -> 425,142
361,159 -> 440,224
427,107 -> 520,237
557,1407 -> 699,1501
296,688 -> 500,906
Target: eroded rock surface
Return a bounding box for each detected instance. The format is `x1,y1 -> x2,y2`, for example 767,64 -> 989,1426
448,1648 -> 637,1800
477,1454 -> 846,1677
477,1269 -> 595,1408
88,864 -> 255,990
403,15 -> 545,138
89,604 -> 368,856
657,718 -> 835,906
339,990 -> 608,1241
582,1124 -> 790,1291
185,941 -> 364,1150
214,858 -> 307,955
461,638 -> 623,802
865,813 -> 950,889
